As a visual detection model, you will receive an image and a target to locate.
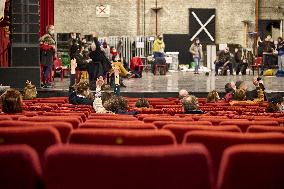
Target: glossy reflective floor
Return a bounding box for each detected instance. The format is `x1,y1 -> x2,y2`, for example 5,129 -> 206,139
54,71 -> 284,93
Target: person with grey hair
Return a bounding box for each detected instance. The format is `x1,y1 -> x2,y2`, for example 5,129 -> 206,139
215,47 -> 233,76
178,89 -> 189,100
181,95 -> 203,114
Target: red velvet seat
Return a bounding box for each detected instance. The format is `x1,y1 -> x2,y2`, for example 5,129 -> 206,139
0,127 -> 61,163
42,112 -> 87,122
163,125 -> 241,143
44,144 -> 213,189
0,115 -> 12,121
18,116 -> 80,129
0,145 -> 42,189
219,120 -> 279,132
183,131 -> 284,182
69,129 -> 177,145
217,144 -> 284,189
0,120 -> 73,143
247,125 -> 284,134
143,117 -> 194,123
155,121 -> 212,129
79,122 -> 156,130
87,115 -> 138,121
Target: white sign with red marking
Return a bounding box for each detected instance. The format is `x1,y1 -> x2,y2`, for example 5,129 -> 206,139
96,5 -> 110,17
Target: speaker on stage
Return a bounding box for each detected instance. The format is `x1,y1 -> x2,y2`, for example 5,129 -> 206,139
11,46 -> 40,67
11,0 -> 40,67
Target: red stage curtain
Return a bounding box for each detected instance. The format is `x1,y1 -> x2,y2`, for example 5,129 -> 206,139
40,0 -> 54,36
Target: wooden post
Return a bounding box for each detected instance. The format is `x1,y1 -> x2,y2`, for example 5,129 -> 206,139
137,0 -> 141,35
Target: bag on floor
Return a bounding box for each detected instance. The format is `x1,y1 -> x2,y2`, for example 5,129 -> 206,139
276,70 -> 284,77
263,69 -> 274,76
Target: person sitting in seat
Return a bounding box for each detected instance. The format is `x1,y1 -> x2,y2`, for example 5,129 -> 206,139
181,95 -> 203,114
103,96 -> 138,115
266,95 -> 284,113
135,98 -> 150,108
224,82 -> 235,102
1,88 -> 23,113
215,47 -> 233,76
69,58 -> 111,113
206,90 -> 220,103
232,80 -> 264,103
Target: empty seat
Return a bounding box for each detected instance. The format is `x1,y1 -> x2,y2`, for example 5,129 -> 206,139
217,144 -> 284,189
79,122 -> 156,129
0,120 -> 73,143
163,125 -> 241,143
0,115 -> 12,121
0,127 -> 61,162
43,112 -> 87,122
247,125 -> 284,134
44,144 -> 213,189
69,129 -> 177,145
87,115 -> 138,121
143,117 -> 194,123
19,116 -> 80,129
154,121 -> 212,129
183,131 -> 284,181
219,120 -> 279,132
0,145 -> 42,189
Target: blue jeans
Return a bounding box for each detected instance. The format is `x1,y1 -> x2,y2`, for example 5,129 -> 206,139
43,64 -> 52,84
193,57 -> 200,73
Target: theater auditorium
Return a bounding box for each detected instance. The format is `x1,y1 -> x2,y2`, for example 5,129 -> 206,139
0,0 -> 284,189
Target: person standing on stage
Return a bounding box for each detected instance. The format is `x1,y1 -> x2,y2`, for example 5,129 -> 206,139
277,37 -> 284,71
39,25 -> 56,88
152,34 -> 165,58
189,38 -> 203,74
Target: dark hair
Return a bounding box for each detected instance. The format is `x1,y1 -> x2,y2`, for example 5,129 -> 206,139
193,38 -> 200,44
266,103 -> 280,113
103,96 -> 128,113
101,92 -> 114,104
225,83 -> 233,93
1,89 -> 23,113
278,37 -> 283,41
75,81 -> 89,95
135,98 -> 150,108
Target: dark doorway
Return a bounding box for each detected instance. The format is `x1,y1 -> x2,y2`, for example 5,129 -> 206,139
258,20 -> 282,40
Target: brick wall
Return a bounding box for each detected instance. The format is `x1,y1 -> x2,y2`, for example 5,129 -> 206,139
54,0 -> 283,45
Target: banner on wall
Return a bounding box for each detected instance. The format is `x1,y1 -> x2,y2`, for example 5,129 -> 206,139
96,5 -> 110,17
0,0 -> 6,22
189,8 -> 216,43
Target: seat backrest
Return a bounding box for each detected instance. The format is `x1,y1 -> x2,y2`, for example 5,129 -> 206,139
79,122 -> 156,130
163,125 -> 241,143
143,117 -> 194,123
154,120 -> 212,129
69,129 -> 176,145
217,144 -> 284,189
219,120 -> 279,132
87,115 -> 138,121
44,144 -> 213,189
43,112 -> 87,122
0,127 -> 61,162
184,131 -> 284,181
19,116 -> 80,129
0,120 -> 73,143
247,125 -> 284,134
0,144 -> 42,189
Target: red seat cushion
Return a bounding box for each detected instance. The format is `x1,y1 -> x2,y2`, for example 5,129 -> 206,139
44,144 -> 213,189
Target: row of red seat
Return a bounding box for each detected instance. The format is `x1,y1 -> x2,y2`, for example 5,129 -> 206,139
1,143 -> 284,189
